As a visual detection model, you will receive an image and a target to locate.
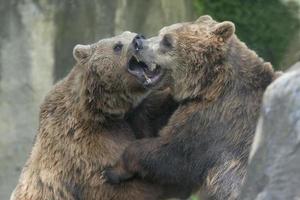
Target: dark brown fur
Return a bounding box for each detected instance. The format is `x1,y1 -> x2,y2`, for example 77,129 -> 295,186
103,16 -> 277,200
10,32 -> 176,200
126,87 -> 178,139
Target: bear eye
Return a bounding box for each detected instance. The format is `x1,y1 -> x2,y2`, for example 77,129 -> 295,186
161,34 -> 173,49
113,42 -> 123,53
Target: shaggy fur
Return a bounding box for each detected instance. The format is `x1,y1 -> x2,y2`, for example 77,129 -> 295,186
103,16 -> 278,200
10,32 -> 176,200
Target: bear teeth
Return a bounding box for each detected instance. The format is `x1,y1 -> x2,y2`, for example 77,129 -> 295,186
133,55 -> 140,62
143,72 -> 152,84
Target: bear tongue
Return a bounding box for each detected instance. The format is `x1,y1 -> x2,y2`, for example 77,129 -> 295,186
143,72 -> 152,84
143,71 -> 161,85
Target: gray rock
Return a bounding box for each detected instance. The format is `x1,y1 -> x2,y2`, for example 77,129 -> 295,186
240,62 -> 300,200
0,1 -> 54,198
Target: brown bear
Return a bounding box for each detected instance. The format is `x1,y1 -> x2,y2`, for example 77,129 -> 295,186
10,31 -> 177,200
103,16 -> 278,200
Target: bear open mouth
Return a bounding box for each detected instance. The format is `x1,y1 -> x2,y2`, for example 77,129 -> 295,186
127,56 -> 163,86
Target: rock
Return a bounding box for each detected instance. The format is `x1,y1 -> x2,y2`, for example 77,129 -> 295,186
0,1 -> 55,198
240,62 -> 300,200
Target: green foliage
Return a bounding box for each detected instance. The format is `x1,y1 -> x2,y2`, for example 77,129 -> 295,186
190,195 -> 200,200
194,0 -> 300,69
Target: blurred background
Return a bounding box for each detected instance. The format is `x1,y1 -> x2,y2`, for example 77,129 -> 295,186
0,0 -> 299,199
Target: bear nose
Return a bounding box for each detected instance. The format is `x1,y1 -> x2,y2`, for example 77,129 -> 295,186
132,34 -> 145,51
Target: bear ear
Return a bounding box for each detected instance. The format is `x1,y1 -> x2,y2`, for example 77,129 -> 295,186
73,44 -> 92,63
211,21 -> 235,42
195,15 -> 212,23
161,33 -> 175,49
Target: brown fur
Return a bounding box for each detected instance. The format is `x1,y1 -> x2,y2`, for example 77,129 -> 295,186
10,32 -> 176,200
103,16 -> 277,200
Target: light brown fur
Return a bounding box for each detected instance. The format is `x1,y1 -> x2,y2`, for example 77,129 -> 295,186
103,16 -> 278,200
11,32 -> 168,200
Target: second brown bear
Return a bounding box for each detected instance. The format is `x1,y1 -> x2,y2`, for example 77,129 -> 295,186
103,16 -> 278,200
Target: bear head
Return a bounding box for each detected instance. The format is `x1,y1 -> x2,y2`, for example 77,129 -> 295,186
132,16 -> 236,102
73,32 -> 167,122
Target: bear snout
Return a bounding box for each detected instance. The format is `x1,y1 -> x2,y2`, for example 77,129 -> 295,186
132,34 -> 145,51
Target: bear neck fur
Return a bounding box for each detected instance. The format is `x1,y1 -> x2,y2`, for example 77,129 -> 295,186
228,36 -> 275,92
51,65 -> 135,130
